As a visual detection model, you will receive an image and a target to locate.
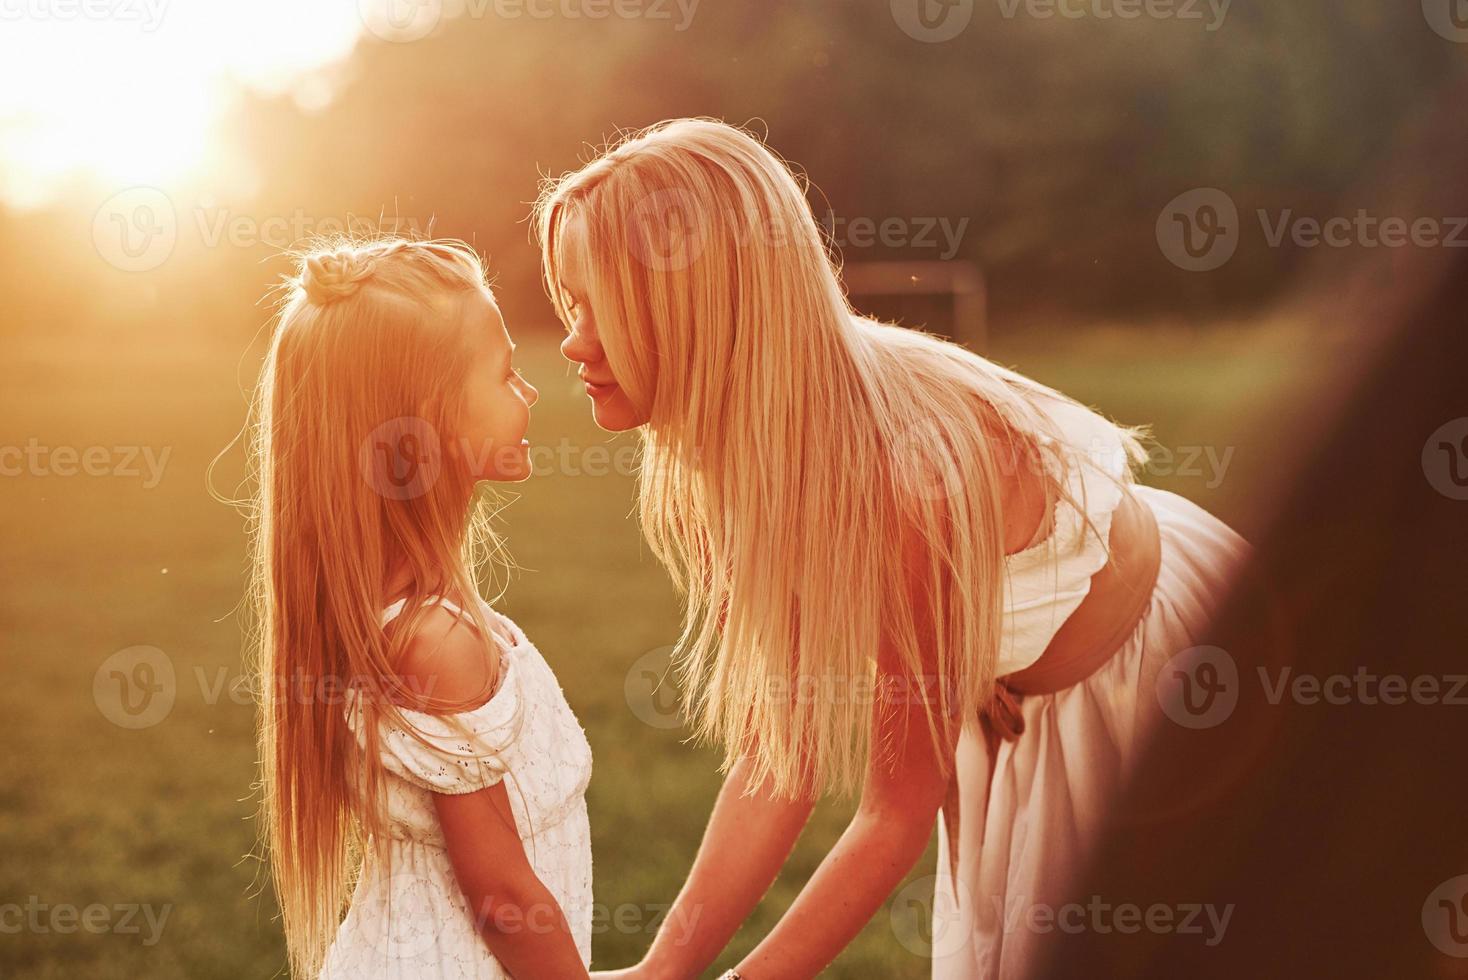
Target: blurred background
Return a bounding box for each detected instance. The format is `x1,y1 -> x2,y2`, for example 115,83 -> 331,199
1,1 -> 1465,976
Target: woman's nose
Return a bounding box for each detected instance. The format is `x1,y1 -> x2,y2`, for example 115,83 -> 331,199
560,324 -> 602,365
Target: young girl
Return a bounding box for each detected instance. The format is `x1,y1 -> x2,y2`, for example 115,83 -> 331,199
245,237 -> 593,979
535,120 -> 1249,979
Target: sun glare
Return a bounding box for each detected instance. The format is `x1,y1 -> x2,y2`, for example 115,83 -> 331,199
0,1 -> 366,209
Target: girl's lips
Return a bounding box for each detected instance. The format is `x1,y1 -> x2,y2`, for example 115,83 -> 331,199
584,380 -> 617,399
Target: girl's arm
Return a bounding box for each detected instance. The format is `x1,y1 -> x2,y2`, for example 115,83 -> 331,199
401,609 -> 590,979
435,787 -> 589,978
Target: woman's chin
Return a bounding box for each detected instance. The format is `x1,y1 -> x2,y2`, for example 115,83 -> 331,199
591,396 -> 646,433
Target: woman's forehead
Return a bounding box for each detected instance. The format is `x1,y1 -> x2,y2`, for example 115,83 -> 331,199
555,210 -> 588,291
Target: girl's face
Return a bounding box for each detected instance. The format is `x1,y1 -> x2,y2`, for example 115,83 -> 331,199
453,288 -> 539,482
556,218 -> 648,432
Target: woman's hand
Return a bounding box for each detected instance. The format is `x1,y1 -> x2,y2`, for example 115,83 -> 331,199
590,963 -> 683,980
629,756 -> 816,980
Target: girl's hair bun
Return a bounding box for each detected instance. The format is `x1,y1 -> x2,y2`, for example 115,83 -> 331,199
300,248 -> 379,304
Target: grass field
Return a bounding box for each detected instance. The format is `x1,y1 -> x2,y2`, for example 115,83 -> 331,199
0,317 -> 1314,978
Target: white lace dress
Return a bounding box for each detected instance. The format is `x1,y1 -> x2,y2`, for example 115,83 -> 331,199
320,596 -> 594,979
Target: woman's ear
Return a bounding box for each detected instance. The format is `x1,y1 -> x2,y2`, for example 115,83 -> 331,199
420,398 -> 461,463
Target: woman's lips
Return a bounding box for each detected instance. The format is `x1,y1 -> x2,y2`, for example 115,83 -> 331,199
583,379 -> 617,399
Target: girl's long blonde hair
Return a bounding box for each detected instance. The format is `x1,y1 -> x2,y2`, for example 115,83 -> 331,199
240,236 -> 507,978
535,119 -> 1146,798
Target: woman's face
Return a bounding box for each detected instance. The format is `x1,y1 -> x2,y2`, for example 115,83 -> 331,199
556,217 -> 649,432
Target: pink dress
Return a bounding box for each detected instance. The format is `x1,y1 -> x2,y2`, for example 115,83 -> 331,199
929,401 -> 1249,979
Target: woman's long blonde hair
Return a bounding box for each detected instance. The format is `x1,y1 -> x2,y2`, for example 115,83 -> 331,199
239,236 -> 508,978
535,119 -> 1145,798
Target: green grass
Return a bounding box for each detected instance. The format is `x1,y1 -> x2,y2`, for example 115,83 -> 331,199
0,318 -> 1312,978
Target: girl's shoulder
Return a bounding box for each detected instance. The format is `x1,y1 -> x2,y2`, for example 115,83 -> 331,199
384,597 -> 512,714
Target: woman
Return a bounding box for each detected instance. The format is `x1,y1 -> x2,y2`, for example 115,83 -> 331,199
535,118 -> 1247,979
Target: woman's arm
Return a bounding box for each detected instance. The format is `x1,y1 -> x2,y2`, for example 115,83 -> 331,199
722,515 -> 959,979
599,756 -> 817,980
724,671 -> 954,978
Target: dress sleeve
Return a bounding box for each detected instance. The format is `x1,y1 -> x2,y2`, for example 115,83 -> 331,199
352,652 -> 525,794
